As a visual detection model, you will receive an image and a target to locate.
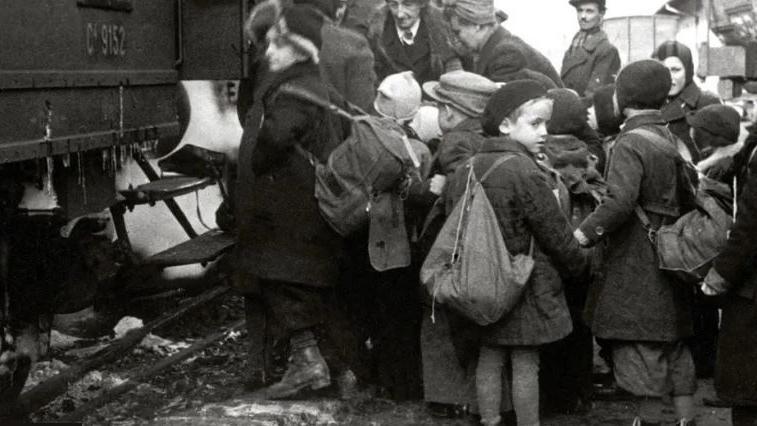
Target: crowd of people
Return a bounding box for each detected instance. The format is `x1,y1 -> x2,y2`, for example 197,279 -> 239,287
222,0 -> 757,425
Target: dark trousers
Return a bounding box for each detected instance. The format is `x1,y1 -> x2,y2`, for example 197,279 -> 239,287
688,289 -> 719,378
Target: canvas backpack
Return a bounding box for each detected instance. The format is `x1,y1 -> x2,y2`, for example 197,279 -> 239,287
420,155 -> 535,326
631,127 -> 734,284
278,84 -> 423,238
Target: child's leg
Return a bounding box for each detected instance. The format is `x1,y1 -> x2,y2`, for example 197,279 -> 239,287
477,345 -> 505,425
511,347 -> 541,426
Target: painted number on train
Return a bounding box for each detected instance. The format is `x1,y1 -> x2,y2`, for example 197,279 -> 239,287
86,23 -> 126,57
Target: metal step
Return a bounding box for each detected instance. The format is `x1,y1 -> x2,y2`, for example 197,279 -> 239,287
145,229 -> 236,267
118,176 -> 214,206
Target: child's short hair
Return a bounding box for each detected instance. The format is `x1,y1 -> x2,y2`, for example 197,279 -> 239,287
505,97 -> 552,124
482,80 -> 549,136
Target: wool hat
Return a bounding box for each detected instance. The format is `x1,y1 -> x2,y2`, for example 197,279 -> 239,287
653,40 -> 694,85
447,0 -> 496,25
592,83 -> 623,136
569,0 -> 606,10
423,70 -> 501,117
547,88 -> 589,135
374,71 -> 422,122
409,105 -> 443,142
270,5 -> 324,64
615,60 -> 671,112
686,104 -> 742,147
482,79 -> 548,136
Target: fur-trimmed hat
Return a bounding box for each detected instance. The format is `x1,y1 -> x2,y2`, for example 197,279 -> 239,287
653,40 -> 694,85
615,60 -> 671,112
482,79 -> 548,136
270,5 -> 324,64
686,104 -> 742,147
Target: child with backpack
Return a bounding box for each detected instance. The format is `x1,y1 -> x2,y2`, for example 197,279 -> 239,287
451,80 -> 589,426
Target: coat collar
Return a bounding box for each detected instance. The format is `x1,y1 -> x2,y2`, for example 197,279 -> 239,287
476,26 -> 508,72
621,110 -> 666,132
582,29 -> 608,52
671,82 -> 702,108
452,117 -> 483,133
479,136 -> 533,157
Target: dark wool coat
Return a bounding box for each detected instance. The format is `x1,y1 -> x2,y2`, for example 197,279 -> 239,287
449,138 -> 588,346
578,112 -> 695,342
712,133 -> 757,405
472,27 -> 563,88
234,61 -> 344,288
320,21 -> 377,112
436,118 -> 486,214
366,5 -> 461,84
560,29 -> 621,98
661,82 -> 720,163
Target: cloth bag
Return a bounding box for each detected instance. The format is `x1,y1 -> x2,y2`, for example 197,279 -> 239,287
420,155 -> 535,326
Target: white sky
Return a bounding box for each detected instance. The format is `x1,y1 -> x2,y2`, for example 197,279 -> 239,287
494,0 -> 668,70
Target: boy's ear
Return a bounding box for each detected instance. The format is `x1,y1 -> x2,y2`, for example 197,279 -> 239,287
498,118 -> 512,135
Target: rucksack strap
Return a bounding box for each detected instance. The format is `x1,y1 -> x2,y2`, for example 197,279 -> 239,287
478,154 -> 518,183
278,83 -> 366,121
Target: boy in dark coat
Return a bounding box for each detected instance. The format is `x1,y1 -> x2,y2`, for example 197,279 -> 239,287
574,60 -> 698,426
700,119 -> 757,426
454,80 -> 588,426
234,5 -> 346,399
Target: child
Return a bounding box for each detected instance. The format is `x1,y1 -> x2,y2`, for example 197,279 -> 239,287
459,80 -> 589,426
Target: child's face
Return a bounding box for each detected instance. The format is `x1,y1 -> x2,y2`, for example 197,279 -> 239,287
265,32 -> 304,72
437,103 -> 471,133
499,99 -> 552,155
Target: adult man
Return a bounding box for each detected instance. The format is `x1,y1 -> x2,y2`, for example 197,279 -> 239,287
561,0 -> 620,98
444,0 -> 563,87
365,0 -> 461,84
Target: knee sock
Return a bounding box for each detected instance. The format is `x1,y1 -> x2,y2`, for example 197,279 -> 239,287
511,348 -> 540,426
476,345 -> 505,425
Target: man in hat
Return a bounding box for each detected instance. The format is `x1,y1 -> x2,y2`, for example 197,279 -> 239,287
574,60 -> 698,426
444,0 -> 563,87
561,0 -> 620,99
364,0 -> 462,84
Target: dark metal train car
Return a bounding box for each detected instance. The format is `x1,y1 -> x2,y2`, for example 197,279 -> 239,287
0,0 -> 247,216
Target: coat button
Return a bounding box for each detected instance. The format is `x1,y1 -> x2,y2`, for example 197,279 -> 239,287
595,226 -> 605,236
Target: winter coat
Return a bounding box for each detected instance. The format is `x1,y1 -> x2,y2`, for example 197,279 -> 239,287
578,111 -> 695,342
448,138 -> 588,346
472,27 -> 563,88
713,129 -> 757,300
234,61 -> 345,289
366,5 -> 462,84
661,82 -> 720,163
560,29 -> 620,98
320,21 -> 377,112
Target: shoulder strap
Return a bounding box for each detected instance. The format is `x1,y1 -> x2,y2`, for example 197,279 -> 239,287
278,83 -> 364,121
628,127 -> 677,153
478,154 -> 518,183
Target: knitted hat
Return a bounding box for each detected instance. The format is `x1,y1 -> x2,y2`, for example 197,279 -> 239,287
569,0 -> 606,10
547,88 -> 588,135
653,40 -> 694,85
448,0 -> 496,25
544,134 -> 591,169
270,5 -> 324,64
374,71 -> 422,122
592,84 -> 623,136
686,104 -> 742,147
244,0 -> 282,46
482,80 -> 548,136
423,70 -> 501,117
615,60 -> 671,112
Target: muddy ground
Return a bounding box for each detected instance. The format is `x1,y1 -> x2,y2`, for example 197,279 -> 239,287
21,292 -> 732,425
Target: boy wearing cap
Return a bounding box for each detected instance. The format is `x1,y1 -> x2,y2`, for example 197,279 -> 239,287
574,60 -> 698,426
449,80 -> 587,426
560,0 -> 620,99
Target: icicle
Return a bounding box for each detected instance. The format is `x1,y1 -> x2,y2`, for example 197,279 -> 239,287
44,156 -> 54,196
62,153 -> 70,168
